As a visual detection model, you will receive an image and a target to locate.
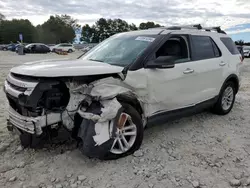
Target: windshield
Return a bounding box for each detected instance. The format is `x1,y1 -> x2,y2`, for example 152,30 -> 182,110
82,34 -> 155,67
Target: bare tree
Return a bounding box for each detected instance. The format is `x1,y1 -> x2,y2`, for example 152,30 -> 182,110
0,13 -> 5,21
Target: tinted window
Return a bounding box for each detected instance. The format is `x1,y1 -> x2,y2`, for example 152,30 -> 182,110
61,44 -> 72,47
211,39 -> 221,57
220,37 -> 239,55
42,45 -> 49,50
36,45 -> 42,50
192,36 -> 215,60
155,35 -> 190,63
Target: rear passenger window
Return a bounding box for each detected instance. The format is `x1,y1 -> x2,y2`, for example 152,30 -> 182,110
191,36 -> 215,60
211,39 -> 221,57
220,37 -> 239,55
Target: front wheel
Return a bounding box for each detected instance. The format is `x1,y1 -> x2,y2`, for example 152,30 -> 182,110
68,49 -> 73,53
212,81 -> 236,115
104,104 -> 144,160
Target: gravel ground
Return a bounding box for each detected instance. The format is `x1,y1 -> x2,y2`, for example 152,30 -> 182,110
1,51 -> 250,188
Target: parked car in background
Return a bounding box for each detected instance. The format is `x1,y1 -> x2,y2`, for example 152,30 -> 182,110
22,43 -> 51,53
243,46 -> 250,57
81,46 -> 93,54
6,43 -> 18,51
237,46 -> 244,60
0,44 -> 8,51
50,43 -> 75,53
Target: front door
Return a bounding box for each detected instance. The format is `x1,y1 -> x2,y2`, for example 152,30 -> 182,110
144,34 -> 202,116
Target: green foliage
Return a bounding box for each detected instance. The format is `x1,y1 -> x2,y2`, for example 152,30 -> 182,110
0,13 -> 162,45
139,21 -> 161,29
81,18 -> 141,43
37,15 -> 76,44
0,19 -> 36,44
235,40 -> 244,46
0,13 -> 5,21
81,24 -> 96,43
0,14 -> 76,44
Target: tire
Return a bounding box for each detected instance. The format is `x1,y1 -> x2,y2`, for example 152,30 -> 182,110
102,103 -> 144,160
212,81 -> 236,115
19,127 -> 59,148
19,132 -> 47,149
68,49 -> 73,53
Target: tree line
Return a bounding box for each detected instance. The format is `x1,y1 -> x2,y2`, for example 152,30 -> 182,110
235,40 -> 250,46
0,13 -> 161,44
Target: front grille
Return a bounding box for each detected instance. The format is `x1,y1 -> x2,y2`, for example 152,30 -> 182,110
7,80 -> 26,92
6,93 -> 41,117
11,73 -> 39,82
6,93 -> 19,112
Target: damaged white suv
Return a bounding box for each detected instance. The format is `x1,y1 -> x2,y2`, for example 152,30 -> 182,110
4,25 -> 243,159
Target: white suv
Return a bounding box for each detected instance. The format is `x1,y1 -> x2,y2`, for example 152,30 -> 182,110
50,43 -> 75,53
4,25 -> 244,160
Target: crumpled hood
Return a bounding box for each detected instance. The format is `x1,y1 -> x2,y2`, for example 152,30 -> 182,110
10,58 -> 124,77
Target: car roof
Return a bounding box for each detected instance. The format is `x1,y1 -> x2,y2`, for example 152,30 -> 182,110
26,43 -> 49,47
161,29 -> 227,37
27,43 -> 47,45
119,26 -> 228,37
58,43 -> 72,45
117,29 -> 165,36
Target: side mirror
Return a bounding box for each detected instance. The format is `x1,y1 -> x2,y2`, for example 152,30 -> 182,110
145,56 -> 177,69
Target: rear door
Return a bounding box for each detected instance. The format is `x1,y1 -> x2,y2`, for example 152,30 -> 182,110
189,35 -> 224,101
65,44 -> 71,51
41,45 -> 49,52
35,45 -> 43,53
56,44 -> 63,50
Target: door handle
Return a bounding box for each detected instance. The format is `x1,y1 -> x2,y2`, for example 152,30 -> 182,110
183,68 -> 194,74
219,61 -> 226,66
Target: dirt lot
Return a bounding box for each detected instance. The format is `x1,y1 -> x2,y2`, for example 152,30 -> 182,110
0,51 -> 250,188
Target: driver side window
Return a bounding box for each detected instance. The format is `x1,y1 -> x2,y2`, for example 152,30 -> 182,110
155,35 -> 190,63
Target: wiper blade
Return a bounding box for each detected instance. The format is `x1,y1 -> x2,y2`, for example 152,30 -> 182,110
110,63 -> 125,67
88,58 -> 104,62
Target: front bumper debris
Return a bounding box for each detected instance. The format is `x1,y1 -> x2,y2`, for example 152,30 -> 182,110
8,106 -> 61,135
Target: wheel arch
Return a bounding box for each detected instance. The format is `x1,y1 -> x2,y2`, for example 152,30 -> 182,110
116,94 -> 143,116
222,74 -> 239,94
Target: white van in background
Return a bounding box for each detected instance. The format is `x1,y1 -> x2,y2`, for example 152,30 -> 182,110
50,43 -> 75,53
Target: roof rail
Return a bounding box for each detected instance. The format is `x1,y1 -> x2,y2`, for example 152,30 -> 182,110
148,24 -> 226,34
166,24 -> 202,30
202,26 -> 227,34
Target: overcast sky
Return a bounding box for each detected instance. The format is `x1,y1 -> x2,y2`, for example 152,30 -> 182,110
1,0 -> 250,41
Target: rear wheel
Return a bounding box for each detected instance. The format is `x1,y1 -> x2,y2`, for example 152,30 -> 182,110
68,49 -> 73,53
212,81 -> 236,115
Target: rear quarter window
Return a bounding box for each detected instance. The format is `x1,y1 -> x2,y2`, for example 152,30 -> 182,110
220,37 -> 239,55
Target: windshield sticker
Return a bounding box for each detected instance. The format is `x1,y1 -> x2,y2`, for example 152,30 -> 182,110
135,36 -> 155,42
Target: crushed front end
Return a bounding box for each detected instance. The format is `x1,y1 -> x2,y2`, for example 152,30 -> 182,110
4,73 -> 70,136
4,72 -> 146,159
